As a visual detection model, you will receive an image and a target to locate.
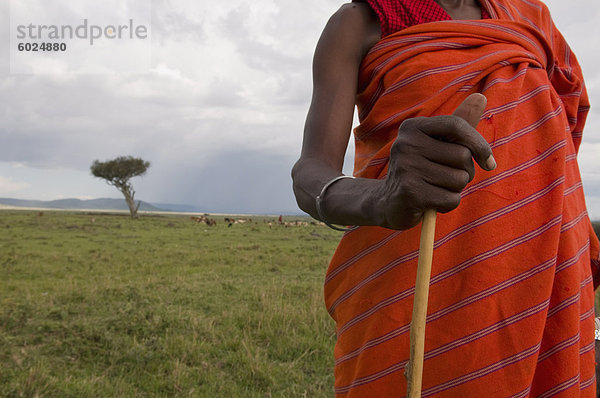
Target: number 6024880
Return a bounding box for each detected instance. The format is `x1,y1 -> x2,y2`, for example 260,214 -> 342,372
18,42 -> 67,52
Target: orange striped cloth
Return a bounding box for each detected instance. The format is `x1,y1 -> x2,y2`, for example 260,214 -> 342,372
325,0 -> 600,396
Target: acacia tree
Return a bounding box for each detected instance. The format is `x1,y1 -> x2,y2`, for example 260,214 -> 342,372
90,156 -> 150,218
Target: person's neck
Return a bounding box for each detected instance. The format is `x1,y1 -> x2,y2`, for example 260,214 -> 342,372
435,0 -> 478,8
435,0 -> 482,20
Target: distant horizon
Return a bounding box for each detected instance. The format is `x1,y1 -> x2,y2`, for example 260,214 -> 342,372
3,196 -> 600,222
0,196 -> 306,217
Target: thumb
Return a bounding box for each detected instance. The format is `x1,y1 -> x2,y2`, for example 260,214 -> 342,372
453,93 -> 496,171
453,93 -> 487,129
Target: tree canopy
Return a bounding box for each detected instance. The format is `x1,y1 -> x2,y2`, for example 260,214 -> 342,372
90,156 -> 150,218
90,156 -> 150,187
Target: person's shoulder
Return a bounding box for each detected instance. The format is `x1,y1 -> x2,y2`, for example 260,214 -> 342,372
327,2 -> 378,30
322,2 -> 380,57
337,2 -> 375,16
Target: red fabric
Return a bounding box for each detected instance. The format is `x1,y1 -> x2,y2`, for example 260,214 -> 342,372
353,0 -> 491,37
327,0 -> 599,396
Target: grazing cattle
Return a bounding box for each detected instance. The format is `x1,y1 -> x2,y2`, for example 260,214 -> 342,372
283,221 -> 309,227
190,215 -> 216,226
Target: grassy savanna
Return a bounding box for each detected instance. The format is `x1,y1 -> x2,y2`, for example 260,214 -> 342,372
0,210 -> 341,397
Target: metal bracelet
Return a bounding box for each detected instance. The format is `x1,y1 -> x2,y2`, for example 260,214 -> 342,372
315,175 -> 359,232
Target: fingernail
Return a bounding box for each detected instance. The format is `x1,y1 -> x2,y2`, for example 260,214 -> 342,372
485,155 -> 497,171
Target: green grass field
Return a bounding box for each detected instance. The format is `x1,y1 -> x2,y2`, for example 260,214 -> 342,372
2,211 -> 599,397
0,211 -> 341,397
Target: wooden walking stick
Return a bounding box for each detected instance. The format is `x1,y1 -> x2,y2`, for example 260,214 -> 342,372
404,93 -> 489,396
405,208 -> 437,397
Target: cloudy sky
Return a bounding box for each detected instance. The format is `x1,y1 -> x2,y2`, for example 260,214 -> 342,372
0,0 -> 599,216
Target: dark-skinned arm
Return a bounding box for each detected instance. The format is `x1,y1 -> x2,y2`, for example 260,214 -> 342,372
291,3 -> 496,231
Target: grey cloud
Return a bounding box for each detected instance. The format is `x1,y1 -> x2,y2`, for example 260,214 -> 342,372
273,72 -> 313,107
0,3 -> 8,75
219,6 -> 302,73
213,2 -> 338,109
200,78 -> 244,107
151,0 -> 205,45
0,74 -> 177,168
214,9 -> 314,108
0,66 -> 302,206
136,149 -> 300,214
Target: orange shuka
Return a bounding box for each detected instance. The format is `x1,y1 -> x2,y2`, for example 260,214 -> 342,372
325,0 -> 599,396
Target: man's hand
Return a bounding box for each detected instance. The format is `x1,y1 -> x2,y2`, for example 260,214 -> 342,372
377,93 -> 496,230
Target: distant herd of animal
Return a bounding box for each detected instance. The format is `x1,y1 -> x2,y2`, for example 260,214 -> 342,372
189,215 -> 322,228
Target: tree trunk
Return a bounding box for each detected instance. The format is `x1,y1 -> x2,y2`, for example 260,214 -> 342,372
120,186 -> 138,218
